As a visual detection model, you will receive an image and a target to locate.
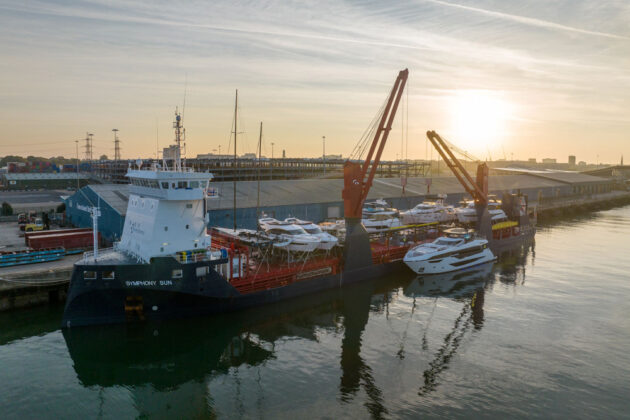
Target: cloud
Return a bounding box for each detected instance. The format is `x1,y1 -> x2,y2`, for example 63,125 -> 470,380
422,0 -> 630,40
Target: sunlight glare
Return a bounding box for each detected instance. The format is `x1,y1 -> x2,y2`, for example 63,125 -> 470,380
450,90 -> 512,155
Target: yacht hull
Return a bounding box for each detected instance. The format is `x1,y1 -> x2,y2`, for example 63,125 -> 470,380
403,249 -> 496,275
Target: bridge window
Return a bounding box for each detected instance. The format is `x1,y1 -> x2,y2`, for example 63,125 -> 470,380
172,269 -> 183,279
83,271 -> 97,280
177,181 -> 187,189
102,271 -> 115,280
161,182 -> 169,189
190,181 -> 199,188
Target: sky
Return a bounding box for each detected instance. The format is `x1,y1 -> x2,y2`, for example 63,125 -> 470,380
0,0 -> 628,163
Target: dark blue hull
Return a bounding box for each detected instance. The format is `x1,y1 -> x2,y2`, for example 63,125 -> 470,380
62,256 -> 402,328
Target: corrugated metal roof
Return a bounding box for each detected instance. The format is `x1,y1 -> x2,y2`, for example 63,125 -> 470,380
87,184 -> 130,215
493,168 -> 607,184
3,173 -> 89,180
206,174 -> 571,210
530,172 -> 610,184
84,172 -> 611,213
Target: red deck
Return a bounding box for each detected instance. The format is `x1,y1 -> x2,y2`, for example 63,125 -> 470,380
210,229 -> 430,295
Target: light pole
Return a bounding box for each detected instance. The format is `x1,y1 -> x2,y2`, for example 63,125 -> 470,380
271,142 -> 275,180
322,136 -> 326,175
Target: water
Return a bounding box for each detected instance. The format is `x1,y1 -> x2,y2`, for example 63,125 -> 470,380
2,206 -> 630,419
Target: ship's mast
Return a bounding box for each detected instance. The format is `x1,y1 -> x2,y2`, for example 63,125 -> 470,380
232,90 -> 238,231
173,108 -> 183,172
257,121 -> 262,220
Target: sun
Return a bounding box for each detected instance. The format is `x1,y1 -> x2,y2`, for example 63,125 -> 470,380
449,90 -> 512,155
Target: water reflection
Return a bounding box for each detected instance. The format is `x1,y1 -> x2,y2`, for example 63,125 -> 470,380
61,244 -> 534,417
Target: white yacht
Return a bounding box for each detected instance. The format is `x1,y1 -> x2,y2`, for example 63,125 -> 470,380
362,213 -> 402,233
362,199 -> 398,217
400,195 -> 455,225
403,228 -> 496,274
284,218 -> 338,250
213,227 -> 273,247
455,196 -> 506,224
258,218 -> 320,252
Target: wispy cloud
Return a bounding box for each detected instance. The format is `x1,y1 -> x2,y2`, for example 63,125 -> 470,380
423,0 -> 630,40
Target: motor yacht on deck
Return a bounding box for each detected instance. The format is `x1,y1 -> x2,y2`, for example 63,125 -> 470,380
258,218 -> 321,252
455,195 -> 505,224
284,218 -> 338,250
403,228 -> 495,274
400,195 -> 455,225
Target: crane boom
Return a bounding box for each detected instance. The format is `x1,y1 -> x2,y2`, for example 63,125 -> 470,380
426,130 -> 488,206
343,69 -> 409,218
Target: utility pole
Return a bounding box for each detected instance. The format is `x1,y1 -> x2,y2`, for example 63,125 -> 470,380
113,129 -> 121,161
322,135 -> 326,175
271,142 -> 275,180
75,140 -> 80,190
84,132 -> 93,161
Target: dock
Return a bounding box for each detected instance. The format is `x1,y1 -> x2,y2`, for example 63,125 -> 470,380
0,255 -> 80,311
1,189 -> 629,312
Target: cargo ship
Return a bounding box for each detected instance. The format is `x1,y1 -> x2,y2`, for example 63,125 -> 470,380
61,69 -> 428,327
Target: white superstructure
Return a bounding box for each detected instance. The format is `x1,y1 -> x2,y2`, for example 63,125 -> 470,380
116,110 -> 215,263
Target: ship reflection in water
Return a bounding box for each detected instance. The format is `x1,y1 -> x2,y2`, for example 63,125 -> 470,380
61,242 -> 534,418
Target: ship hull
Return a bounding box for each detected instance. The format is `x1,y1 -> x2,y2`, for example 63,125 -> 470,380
62,258 -> 402,328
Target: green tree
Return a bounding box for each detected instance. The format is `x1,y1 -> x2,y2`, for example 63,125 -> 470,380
1,202 -> 13,216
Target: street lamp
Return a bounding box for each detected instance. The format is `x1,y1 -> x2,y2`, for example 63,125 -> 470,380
271,142 -> 275,180
322,136 -> 326,175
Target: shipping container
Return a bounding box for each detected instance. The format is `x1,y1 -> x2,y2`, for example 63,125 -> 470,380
25,228 -> 92,246
28,231 -> 100,252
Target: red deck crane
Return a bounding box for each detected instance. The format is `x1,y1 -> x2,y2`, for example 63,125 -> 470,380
342,69 -> 408,270
425,130 -> 489,206
342,69 -> 409,218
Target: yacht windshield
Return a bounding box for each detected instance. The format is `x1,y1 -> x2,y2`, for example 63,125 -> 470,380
305,227 -> 322,234
434,238 -> 459,246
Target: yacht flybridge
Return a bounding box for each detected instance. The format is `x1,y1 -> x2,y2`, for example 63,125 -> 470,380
403,228 -> 496,274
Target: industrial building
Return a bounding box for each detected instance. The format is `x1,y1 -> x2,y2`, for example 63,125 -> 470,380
1,173 -> 90,190
65,172 -> 614,242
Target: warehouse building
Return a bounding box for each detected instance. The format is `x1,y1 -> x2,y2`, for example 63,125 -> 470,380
1,173 -> 90,190
65,172 -> 613,242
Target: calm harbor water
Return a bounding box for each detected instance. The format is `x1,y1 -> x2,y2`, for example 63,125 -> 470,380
1,206 -> 630,419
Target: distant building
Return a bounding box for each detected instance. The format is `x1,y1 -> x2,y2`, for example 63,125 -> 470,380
568,155 -> 576,166
542,158 -> 557,164
578,161 -> 587,166
1,173 -> 89,190
528,158 -> 537,163
196,153 -> 233,160
282,150 -> 286,159
325,154 -> 343,160
241,153 -> 257,159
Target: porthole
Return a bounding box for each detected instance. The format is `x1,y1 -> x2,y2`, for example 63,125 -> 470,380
164,226 -> 168,231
